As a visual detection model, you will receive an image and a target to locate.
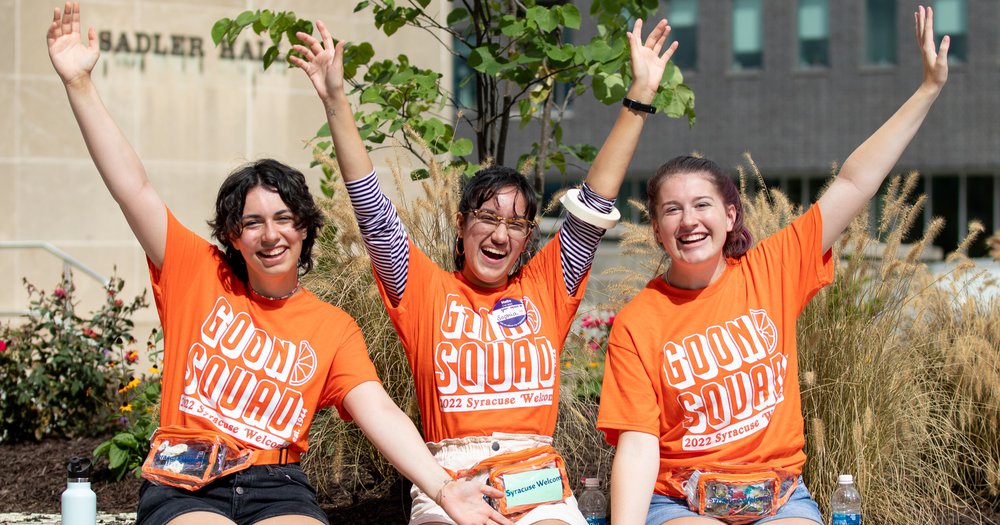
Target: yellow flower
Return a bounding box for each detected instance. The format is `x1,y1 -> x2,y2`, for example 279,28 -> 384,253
563,361 -> 572,369
148,366 -> 160,375
588,361 -> 599,369
117,377 -> 141,394
119,404 -> 133,413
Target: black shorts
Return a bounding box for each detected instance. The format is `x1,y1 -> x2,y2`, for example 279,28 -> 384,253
136,463 -> 330,525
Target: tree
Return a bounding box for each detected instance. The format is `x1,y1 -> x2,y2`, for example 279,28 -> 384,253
212,0 -> 695,196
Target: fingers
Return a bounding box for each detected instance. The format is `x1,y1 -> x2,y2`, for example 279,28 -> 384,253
87,26 -> 96,50
491,510 -> 515,525
48,7 -> 62,43
479,484 -> 504,499
61,2 -> 73,37
71,1 -> 80,36
291,43 -> 315,63
937,34 -> 950,62
317,19 -> 335,51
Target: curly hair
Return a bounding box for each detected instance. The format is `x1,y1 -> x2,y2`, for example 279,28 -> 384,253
454,165 -> 539,272
646,155 -> 753,259
208,159 -> 324,283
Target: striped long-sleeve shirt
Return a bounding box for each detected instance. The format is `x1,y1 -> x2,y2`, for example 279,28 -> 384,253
345,170 -> 614,306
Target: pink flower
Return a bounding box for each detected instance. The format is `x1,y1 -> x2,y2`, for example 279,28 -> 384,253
607,314 -> 616,325
82,327 -> 97,338
588,341 -> 600,351
53,287 -> 67,299
0,340 -> 7,352
114,299 -> 124,307
125,350 -> 139,364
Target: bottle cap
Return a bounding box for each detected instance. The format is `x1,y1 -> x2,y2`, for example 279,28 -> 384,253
584,477 -> 600,488
837,474 -> 854,484
67,456 -> 92,480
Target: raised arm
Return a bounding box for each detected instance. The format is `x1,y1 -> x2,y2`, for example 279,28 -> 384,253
289,20 -> 373,182
584,18 -> 677,198
609,431 -> 660,525
48,2 -> 167,267
817,5 -> 948,251
344,382 -> 514,525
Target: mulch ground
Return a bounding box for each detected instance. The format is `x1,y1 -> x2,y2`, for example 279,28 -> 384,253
0,436 -> 407,523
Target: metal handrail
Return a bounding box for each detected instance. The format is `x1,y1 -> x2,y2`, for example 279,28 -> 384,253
0,241 -> 110,317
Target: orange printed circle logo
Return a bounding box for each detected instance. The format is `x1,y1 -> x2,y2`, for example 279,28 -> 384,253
289,341 -> 317,386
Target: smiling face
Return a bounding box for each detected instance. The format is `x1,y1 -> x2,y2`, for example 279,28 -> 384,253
229,185 -> 305,296
651,172 -> 737,287
457,185 -> 532,289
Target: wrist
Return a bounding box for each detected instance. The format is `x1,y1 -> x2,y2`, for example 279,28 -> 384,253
432,477 -> 457,506
63,73 -> 94,91
625,86 -> 656,105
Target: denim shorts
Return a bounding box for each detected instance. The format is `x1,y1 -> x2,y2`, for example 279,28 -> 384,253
645,477 -> 823,525
136,463 -> 329,525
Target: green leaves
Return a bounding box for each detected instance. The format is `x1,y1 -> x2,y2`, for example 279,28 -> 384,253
210,9 -> 313,70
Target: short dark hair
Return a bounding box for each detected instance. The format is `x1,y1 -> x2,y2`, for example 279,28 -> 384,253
646,155 -> 753,259
454,165 -> 538,271
208,159 -> 324,282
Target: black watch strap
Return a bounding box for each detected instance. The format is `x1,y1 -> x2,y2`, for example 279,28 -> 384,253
622,97 -> 657,114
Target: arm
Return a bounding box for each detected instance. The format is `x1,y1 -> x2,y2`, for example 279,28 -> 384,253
292,23 -> 411,306
48,2 -> 167,267
609,431 -> 660,525
584,18 -> 677,198
289,20 -> 373,182
556,19 -> 678,294
343,382 -> 514,525
817,5 -> 948,252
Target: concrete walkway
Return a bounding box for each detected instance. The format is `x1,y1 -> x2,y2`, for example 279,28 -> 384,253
0,512 -> 135,524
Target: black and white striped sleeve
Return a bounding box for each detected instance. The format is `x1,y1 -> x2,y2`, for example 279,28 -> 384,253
559,183 -> 616,296
343,171 -> 409,306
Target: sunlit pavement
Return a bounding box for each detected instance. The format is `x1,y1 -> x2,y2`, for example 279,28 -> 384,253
0,512 -> 135,524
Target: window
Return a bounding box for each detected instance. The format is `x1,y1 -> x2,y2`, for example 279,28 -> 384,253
966,176 -> 995,258
732,0 -> 763,69
798,0 -> 829,67
865,0 -> 897,65
668,0 -> 698,70
452,35 -> 476,109
934,0 -> 966,62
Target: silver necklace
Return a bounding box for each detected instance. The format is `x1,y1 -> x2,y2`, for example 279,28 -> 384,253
249,281 -> 300,301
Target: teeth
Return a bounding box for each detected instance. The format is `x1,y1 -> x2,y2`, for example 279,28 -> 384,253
483,247 -> 506,256
679,234 -> 707,243
261,247 -> 285,257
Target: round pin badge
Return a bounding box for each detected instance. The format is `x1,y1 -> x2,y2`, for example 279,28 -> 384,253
492,298 -> 527,328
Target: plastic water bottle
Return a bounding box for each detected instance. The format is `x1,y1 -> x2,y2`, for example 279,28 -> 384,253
577,477 -> 607,525
61,456 -> 97,525
831,474 -> 862,525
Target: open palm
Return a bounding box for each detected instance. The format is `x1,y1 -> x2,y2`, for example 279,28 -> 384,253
47,2 -> 99,85
628,18 -> 678,100
290,20 -> 346,102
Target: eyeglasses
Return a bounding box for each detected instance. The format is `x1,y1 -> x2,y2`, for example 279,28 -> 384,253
465,209 -> 536,238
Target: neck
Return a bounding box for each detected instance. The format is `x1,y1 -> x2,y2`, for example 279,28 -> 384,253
664,257 -> 727,290
248,275 -> 300,301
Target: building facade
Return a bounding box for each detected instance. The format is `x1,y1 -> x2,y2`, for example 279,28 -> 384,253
521,0 -> 999,257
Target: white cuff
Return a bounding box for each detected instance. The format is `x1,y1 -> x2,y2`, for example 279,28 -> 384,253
560,188 -> 621,230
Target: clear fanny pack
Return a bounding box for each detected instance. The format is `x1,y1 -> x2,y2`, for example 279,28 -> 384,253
454,445 -> 571,519
141,425 -> 297,490
680,466 -> 798,524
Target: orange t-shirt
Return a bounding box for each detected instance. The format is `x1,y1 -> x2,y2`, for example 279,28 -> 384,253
597,205 -> 833,497
148,209 -> 379,454
374,234 -> 586,442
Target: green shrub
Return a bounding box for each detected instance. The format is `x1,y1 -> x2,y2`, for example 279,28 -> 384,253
93,328 -> 163,480
0,275 -> 147,442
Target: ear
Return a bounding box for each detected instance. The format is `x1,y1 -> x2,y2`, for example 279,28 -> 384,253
725,204 -> 737,232
454,212 -> 466,236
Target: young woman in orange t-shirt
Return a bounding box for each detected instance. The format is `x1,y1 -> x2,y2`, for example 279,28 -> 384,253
291,14 -> 679,525
597,6 -> 949,525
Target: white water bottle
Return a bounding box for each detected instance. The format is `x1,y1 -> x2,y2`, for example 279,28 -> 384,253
577,477 -> 607,525
61,456 -> 97,525
831,474 -> 862,525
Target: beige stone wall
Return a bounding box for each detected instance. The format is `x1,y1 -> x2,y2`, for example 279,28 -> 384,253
1,0 -> 452,337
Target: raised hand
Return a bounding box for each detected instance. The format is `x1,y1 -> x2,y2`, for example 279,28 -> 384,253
627,18 -> 679,103
47,2 -> 99,86
289,19 -> 346,104
914,5 -> 948,91
439,478 -> 515,525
